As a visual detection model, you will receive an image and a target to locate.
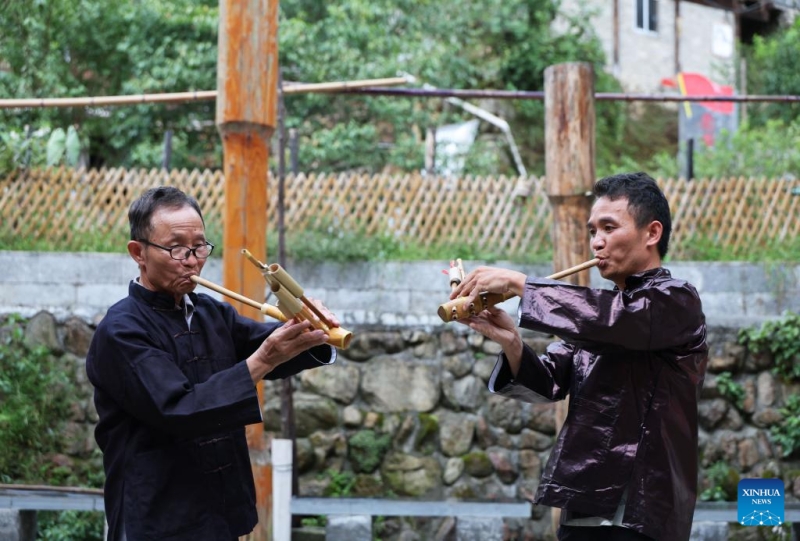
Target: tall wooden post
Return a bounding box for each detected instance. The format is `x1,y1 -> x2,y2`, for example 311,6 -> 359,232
544,61 -> 595,534
216,1 -> 278,539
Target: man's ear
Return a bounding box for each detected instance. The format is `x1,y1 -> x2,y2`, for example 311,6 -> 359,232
645,221 -> 663,248
128,240 -> 145,266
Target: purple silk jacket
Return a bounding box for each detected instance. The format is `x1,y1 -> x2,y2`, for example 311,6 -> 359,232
488,267 -> 708,541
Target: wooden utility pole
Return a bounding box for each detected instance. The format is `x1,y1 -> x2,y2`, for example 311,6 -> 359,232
216,1 -> 278,539
543,61 -> 596,534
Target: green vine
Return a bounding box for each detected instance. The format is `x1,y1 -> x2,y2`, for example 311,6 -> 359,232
699,461 -> 739,502
738,311 -> 800,381
715,371 -> 745,409
771,395 -> 800,458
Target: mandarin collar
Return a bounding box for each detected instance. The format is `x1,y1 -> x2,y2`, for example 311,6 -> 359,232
129,281 -> 199,310
618,267 -> 670,291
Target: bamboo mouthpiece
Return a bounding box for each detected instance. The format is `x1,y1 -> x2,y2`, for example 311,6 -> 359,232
437,258 -> 600,323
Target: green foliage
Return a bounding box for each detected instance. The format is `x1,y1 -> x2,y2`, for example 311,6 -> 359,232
0,0 -> 220,173
700,461 -> 739,502
348,430 -> 392,474
770,394 -> 800,458
1,0 -> 620,175
0,128 -> 50,172
636,118 -> 800,180
738,311 -> 800,381
268,222 -> 550,264
46,127 -> 86,167
322,469 -> 357,497
715,371 -> 745,409
300,516 -> 326,528
0,314 -> 105,539
413,413 -> 439,454
745,17 -> 800,127
36,511 -> 104,541
278,0 -> 621,175
0,314 -> 73,483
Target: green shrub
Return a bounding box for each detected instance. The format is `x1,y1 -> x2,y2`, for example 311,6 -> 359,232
738,311 -> 800,381
700,461 -> 739,502
0,314 -> 73,482
36,511 -> 103,541
0,314 -> 105,540
348,430 -> 391,474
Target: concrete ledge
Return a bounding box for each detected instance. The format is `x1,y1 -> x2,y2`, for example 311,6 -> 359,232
291,498 -> 531,518
0,252 -> 798,327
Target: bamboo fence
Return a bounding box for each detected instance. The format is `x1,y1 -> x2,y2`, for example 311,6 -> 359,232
0,167 -> 798,260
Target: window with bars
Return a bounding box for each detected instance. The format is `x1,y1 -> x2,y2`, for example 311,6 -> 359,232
636,0 -> 658,32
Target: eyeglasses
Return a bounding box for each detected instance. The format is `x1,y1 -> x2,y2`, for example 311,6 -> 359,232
138,239 -> 215,260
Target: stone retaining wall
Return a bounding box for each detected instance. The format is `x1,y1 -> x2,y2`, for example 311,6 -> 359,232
2,252 -> 800,540
7,311 -> 800,541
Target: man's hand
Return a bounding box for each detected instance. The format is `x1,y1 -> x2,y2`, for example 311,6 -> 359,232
457,307 -> 524,378
306,296 -> 340,328
450,266 -> 527,306
246,319 -> 328,383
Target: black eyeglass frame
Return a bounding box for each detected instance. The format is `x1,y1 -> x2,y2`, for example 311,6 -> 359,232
137,239 -> 215,261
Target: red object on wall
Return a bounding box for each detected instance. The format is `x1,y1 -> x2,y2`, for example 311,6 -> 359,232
661,72 -> 735,115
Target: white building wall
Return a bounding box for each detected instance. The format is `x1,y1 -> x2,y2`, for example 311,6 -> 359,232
555,0 -> 736,92
679,2 -> 737,86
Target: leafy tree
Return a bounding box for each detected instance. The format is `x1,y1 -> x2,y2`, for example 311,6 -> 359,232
279,0 -> 625,175
0,0 -> 220,171
745,17 -> 800,127
2,0 -> 624,175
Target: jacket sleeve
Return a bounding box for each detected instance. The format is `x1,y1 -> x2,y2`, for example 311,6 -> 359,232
88,316 -> 263,439
488,341 -> 574,403
518,277 -> 705,351
221,299 -> 337,380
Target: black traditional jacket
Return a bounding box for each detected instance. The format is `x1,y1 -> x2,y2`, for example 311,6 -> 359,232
86,283 -> 334,541
489,268 -> 708,541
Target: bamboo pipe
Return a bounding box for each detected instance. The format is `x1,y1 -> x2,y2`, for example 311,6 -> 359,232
437,258 -> 600,323
190,275 -> 353,349
191,275 -> 286,320
0,77 -> 412,109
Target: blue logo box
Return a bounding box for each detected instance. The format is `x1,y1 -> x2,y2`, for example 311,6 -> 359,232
737,478 -> 784,526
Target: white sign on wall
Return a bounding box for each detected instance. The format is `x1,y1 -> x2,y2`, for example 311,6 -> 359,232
712,23 -> 734,58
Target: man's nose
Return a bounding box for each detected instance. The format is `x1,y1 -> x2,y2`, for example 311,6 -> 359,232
591,235 -> 604,251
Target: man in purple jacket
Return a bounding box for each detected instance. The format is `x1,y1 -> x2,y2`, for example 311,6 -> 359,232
451,172 -> 708,541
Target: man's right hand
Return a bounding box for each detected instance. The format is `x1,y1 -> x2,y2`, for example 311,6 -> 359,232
246,319 -> 328,383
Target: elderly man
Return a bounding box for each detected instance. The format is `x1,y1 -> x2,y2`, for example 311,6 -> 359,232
452,172 -> 708,541
87,186 -> 336,541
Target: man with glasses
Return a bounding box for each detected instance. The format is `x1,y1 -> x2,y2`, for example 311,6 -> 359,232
86,186 -> 336,541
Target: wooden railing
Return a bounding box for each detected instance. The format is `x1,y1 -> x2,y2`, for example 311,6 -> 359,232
1,167 -> 798,260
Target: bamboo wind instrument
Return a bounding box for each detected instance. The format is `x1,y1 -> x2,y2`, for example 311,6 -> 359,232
437,258 -> 601,322
241,249 -> 353,349
188,252 -> 353,349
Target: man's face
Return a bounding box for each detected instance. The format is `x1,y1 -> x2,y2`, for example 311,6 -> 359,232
587,196 -> 661,290
129,205 -> 207,302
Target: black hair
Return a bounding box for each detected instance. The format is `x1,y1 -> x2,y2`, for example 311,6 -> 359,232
593,172 -> 672,258
128,186 -> 204,241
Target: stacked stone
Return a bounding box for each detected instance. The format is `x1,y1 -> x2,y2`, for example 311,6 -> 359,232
6,312 -> 800,541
